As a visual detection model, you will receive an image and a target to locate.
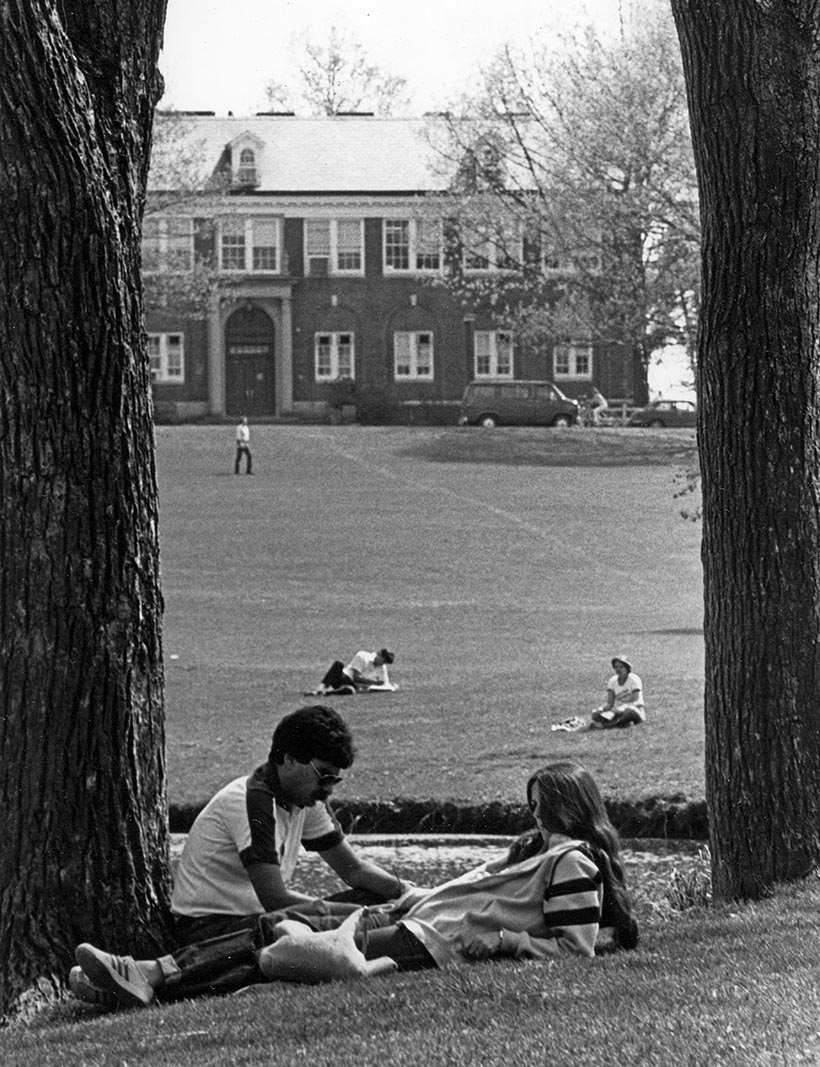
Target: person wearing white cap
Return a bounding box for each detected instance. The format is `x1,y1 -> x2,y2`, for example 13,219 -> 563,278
589,656 -> 645,729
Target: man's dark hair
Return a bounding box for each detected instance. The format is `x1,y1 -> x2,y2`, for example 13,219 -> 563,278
269,705 -> 355,769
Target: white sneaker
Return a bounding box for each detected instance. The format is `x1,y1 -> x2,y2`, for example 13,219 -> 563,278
68,965 -> 117,1008
551,717 -> 586,732
75,944 -> 154,1008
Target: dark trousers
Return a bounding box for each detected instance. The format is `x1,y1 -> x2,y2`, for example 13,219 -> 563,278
591,706 -> 644,729
164,906 -> 338,1000
321,660 -> 353,689
173,911 -> 261,945
235,444 -> 252,474
162,907 -> 435,1000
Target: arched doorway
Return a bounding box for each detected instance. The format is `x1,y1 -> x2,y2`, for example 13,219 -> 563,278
225,306 -> 275,416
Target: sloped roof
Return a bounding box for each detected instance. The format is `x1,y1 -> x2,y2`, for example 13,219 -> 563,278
151,114 -> 452,193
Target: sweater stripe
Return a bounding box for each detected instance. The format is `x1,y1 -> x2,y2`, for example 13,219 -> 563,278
548,875 -> 601,897
543,858 -> 602,933
543,905 -> 601,928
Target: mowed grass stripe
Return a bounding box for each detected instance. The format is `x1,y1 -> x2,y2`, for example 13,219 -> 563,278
156,425 -> 703,807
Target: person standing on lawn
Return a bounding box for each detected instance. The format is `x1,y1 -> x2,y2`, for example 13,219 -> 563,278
234,415 -> 252,474
70,762 -> 638,1008
169,705 -> 410,943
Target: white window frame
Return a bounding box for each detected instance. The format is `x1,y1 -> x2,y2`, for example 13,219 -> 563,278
394,331 -> 434,380
141,217 -> 194,272
236,148 -> 258,186
383,219 -> 442,273
219,217 -> 280,273
542,237 -> 602,276
463,221 -> 522,273
304,219 -> 364,275
147,332 -> 185,382
474,331 -> 513,378
315,332 -> 355,381
553,342 -> 593,381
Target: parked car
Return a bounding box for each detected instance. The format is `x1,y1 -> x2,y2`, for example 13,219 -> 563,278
628,399 -> 697,428
458,381 -> 579,428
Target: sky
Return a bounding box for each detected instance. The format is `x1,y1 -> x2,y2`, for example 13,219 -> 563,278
158,0 -> 628,117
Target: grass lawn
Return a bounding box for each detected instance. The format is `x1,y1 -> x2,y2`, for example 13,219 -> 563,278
156,425 -> 703,808
4,881 -> 819,1066
12,430 -> 816,1063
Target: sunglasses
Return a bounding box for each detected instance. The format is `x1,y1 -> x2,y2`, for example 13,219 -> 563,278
309,760 -> 344,787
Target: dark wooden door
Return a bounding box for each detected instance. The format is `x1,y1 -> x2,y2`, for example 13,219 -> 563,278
225,308 -> 275,415
226,345 -> 274,415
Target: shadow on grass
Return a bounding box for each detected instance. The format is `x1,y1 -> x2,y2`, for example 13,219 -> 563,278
400,427 -> 698,468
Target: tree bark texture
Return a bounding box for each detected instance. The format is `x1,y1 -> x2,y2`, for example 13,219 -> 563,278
0,0 -> 170,1017
672,0 -> 820,898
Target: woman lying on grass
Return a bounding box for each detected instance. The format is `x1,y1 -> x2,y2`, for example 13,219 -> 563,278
71,762 -> 638,1009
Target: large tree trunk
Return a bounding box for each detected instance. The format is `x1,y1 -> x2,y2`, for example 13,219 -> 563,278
671,1 -> 820,899
0,0 -> 170,1017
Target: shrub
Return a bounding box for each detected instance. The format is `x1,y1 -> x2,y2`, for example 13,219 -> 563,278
664,846 -> 712,911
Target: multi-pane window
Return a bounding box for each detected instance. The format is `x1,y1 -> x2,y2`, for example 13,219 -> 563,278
383,219 -> 442,272
336,219 -> 363,271
543,243 -> 602,275
305,219 -> 363,274
252,219 -> 278,270
474,331 -> 513,378
220,218 -> 246,270
414,220 -> 441,270
236,148 -> 257,186
464,235 -> 492,271
315,333 -> 355,380
553,342 -> 593,380
394,331 -> 434,380
147,333 -> 184,382
463,221 -> 522,272
384,220 -> 410,270
141,217 -> 194,272
306,219 -> 331,266
220,217 -> 279,272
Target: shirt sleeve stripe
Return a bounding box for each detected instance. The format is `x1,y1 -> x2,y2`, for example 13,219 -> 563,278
543,906 -> 602,928
239,843 -> 279,868
548,875 -> 600,898
303,829 -> 344,853
241,776 -> 279,866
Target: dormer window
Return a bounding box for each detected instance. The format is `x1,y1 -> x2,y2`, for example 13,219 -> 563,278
236,148 -> 257,187
227,133 -> 264,189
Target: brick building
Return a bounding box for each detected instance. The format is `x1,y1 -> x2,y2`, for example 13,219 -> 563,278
144,114 -> 644,421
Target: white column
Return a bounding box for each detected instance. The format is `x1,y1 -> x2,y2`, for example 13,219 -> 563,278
279,295 -> 293,415
207,290 -> 224,415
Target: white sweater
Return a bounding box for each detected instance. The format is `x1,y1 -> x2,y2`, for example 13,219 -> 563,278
397,834 -> 603,968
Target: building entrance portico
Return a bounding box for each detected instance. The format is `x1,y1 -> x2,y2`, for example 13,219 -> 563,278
208,288 -> 293,417
225,307 -> 275,416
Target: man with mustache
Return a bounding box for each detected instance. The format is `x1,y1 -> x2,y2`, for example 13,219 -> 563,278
169,705 -> 408,944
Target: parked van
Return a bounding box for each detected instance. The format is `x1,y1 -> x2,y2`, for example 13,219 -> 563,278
458,381 -> 579,428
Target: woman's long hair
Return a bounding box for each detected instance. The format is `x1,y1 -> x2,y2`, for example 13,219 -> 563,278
506,762 -> 638,950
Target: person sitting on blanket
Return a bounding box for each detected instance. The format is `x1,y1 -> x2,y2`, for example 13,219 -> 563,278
589,656 -> 645,729
69,761 -> 639,1008
312,647 -> 396,694
552,655 -> 645,732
